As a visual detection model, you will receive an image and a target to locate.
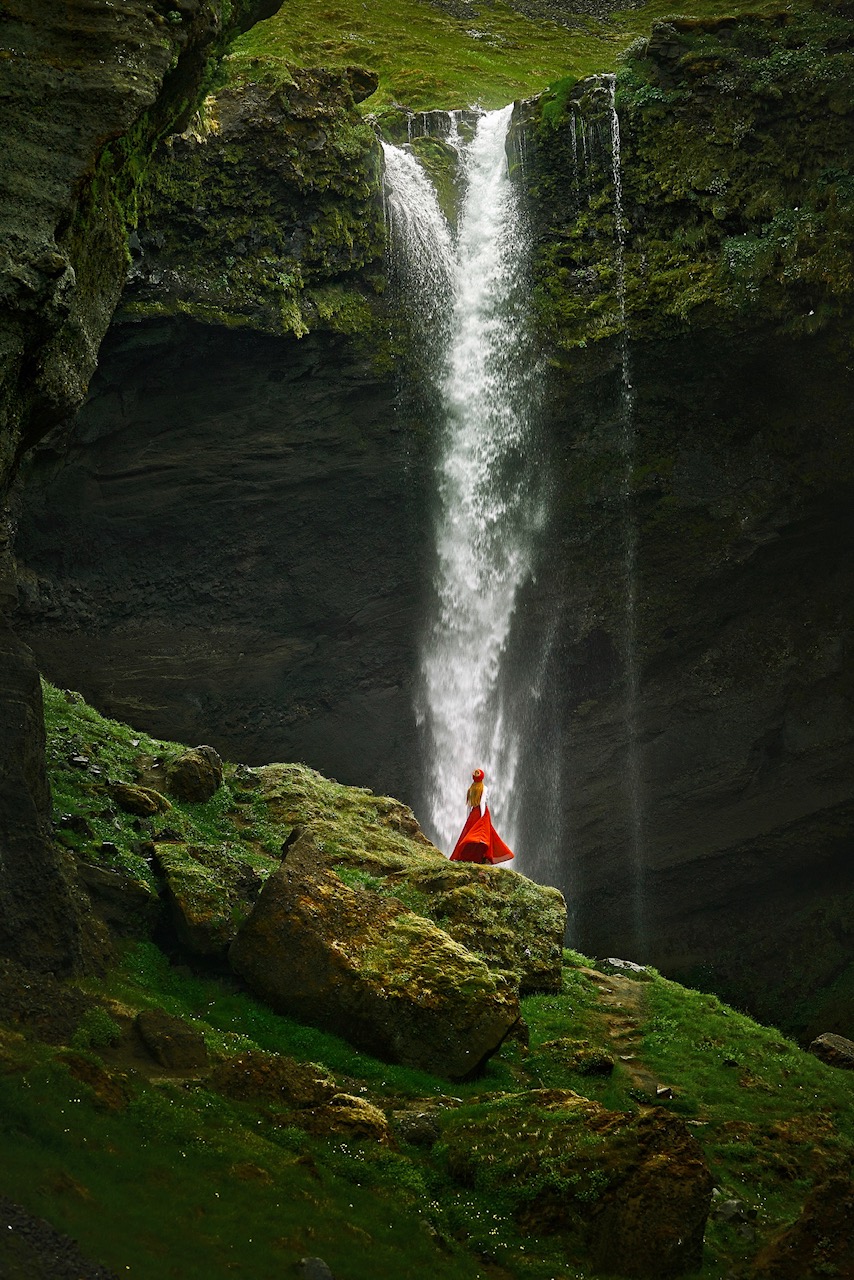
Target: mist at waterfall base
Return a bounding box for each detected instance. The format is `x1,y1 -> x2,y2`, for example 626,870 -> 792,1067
383,108 -> 566,891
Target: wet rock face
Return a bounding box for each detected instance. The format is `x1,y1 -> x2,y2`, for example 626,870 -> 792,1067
124,67 -> 385,336
516,9 -> 854,1030
229,852 -> 521,1079
0,0 -> 278,975
526,327 -> 854,1034
0,0 -> 277,479
15,318 -> 424,802
0,631 -> 84,972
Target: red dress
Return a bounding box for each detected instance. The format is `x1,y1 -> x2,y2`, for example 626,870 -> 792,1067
450,805 -> 514,864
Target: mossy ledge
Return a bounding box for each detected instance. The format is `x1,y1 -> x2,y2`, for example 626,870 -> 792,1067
522,3 -> 854,356
0,680 -> 850,1278
123,60 -> 388,345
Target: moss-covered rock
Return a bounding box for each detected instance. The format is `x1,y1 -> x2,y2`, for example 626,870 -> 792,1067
124,64 -> 386,341
0,0 -> 279,979
524,4 -> 854,354
229,843 -> 521,1079
253,763 -> 567,994
439,1089 -> 713,1278
154,841 -> 264,956
211,1049 -> 337,1106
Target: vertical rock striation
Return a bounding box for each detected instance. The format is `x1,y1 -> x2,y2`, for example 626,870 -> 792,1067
0,0 -> 280,971
520,7 -> 854,1029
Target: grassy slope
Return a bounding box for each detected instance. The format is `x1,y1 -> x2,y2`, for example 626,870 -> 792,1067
1,685 -> 853,1279
229,0 -> 788,112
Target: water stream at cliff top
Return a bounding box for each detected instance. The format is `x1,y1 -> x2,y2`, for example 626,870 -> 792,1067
383,106 -> 546,859
604,73 -> 646,953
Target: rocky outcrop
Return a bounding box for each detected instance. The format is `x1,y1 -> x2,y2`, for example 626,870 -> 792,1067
211,1050 -> 337,1107
229,851 -> 521,1079
165,747 -> 223,803
135,1007 -> 208,1070
253,762 -> 567,992
440,1090 -> 713,1278
0,0 -> 280,973
0,0 -> 279,480
124,65 -> 385,337
808,1032 -> 854,1071
154,841 -> 264,955
0,630 -> 85,970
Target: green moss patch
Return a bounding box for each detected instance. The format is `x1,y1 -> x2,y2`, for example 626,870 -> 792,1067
229,0 -> 787,113
526,3 -> 854,353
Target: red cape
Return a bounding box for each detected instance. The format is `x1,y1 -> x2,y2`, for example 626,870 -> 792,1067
450,806 -> 514,864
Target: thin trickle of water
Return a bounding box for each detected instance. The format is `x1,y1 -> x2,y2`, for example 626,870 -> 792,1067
381,106 -> 544,859
603,73 -> 645,953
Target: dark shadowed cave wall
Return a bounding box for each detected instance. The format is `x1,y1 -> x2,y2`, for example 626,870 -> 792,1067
8,5 -> 854,1035
0,0 -> 280,973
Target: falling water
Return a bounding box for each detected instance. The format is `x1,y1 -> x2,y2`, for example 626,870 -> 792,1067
382,106 -> 544,858
380,140 -> 456,333
604,74 -> 646,952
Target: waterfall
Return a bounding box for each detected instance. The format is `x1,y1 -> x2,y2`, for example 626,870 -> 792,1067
383,106 -> 544,860
604,73 -> 645,953
421,107 -> 544,858
380,140 -> 456,334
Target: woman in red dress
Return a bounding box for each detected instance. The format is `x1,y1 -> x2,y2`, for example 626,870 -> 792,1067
450,769 -> 514,864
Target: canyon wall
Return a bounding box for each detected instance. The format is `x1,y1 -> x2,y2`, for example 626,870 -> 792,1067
0,0 -> 279,970
10,5 -> 854,1032
519,7 -> 854,1031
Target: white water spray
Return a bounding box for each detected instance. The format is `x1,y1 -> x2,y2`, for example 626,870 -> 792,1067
419,106 -> 543,856
382,107 -> 544,857
381,140 -> 456,332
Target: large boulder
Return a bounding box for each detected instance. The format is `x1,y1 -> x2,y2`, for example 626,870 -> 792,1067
807,1032 -> 854,1071
135,1008 -> 208,1071
440,1089 -> 713,1279
379,861 -> 567,993
255,764 -> 568,993
751,1175 -> 854,1280
153,842 -> 265,956
165,747 -> 223,803
229,852 -> 521,1079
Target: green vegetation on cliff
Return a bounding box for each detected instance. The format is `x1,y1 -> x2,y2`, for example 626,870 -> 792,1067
124,66 -> 386,343
525,2 -> 854,353
2,685 -> 853,1279
229,0 -> 789,112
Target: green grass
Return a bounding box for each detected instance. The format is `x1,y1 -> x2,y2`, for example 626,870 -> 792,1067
5,938 -> 854,1279
636,974 -> 854,1271
95,940 -> 519,1100
229,0 -> 793,113
29,685 -> 854,1278
0,1050 -> 488,1280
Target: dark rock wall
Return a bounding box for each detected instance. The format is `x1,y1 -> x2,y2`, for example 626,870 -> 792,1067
8,4 -> 854,1029
518,5 -> 854,1031
0,0 -> 279,971
15,319 -> 426,803
534,329 -> 854,1033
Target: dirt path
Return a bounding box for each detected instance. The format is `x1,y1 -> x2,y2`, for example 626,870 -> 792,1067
581,966 -> 668,1098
